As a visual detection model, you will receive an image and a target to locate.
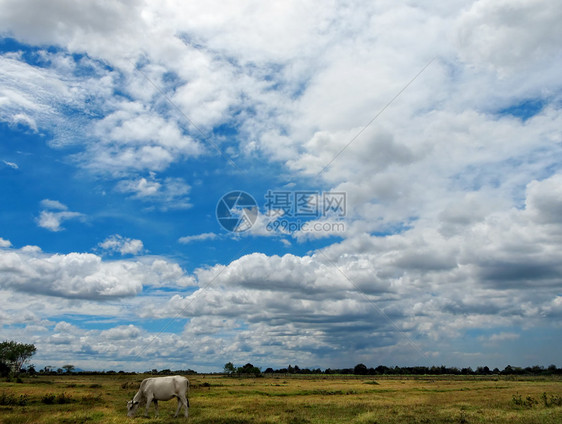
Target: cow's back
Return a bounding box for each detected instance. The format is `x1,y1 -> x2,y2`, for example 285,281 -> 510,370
146,376 -> 188,401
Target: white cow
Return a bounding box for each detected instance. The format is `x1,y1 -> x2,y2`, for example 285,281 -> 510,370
127,375 -> 189,418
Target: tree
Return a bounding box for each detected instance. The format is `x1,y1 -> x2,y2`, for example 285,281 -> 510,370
0,361 -> 9,378
354,363 -> 368,375
62,364 -> 75,374
237,363 -> 261,377
0,341 -> 37,376
224,362 -> 235,375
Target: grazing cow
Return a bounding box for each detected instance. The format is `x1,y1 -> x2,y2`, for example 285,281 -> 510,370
127,375 -> 189,418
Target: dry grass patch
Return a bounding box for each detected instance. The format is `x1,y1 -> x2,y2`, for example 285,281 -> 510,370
0,374 -> 560,423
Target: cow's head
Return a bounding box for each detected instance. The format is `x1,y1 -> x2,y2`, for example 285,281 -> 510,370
127,400 -> 140,417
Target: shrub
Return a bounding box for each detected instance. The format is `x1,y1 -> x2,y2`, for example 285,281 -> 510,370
56,392 -> 74,404
41,393 -> 56,404
41,392 -> 74,404
0,392 -> 28,406
541,392 -> 562,407
512,393 -> 538,408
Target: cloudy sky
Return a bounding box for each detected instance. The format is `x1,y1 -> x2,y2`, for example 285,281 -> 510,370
1,0 -> 561,372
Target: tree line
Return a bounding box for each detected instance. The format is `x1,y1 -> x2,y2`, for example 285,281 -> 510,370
227,363 -> 562,376
2,339 -> 561,377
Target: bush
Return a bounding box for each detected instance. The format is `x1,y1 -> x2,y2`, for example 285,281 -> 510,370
512,393 -> 538,408
56,392 -> 74,404
41,392 -> 74,404
0,391 -> 28,406
41,393 -> 56,404
541,392 -> 562,407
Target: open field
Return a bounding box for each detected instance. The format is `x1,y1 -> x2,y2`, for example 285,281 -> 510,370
1,374 -> 561,424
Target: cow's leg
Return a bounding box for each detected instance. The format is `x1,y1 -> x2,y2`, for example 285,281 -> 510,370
145,393 -> 153,417
182,395 -> 189,418
154,400 -> 159,417
174,396 -> 182,418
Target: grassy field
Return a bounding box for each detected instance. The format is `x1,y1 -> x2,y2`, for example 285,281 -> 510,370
1,374 -> 561,424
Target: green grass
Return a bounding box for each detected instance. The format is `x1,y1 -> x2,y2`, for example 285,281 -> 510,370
0,374 -> 561,423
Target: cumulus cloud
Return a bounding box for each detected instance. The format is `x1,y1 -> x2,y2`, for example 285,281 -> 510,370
98,234 -> 144,256
2,0 -> 562,370
127,173 -> 562,366
36,200 -> 84,231
0,243 -> 193,299
456,0 -> 562,72
100,324 -> 141,341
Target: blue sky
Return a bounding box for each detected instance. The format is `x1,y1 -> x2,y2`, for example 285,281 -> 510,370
1,0 -> 562,372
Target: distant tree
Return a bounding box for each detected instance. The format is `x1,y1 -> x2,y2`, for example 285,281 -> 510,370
237,363 -> 261,377
375,365 -> 389,375
476,366 -> 490,375
354,363 -> 368,375
502,365 -> 514,375
224,362 -> 235,375
62,364 -> 75,374
0,341 -> 37,377
460,367 -> 473,375
40,366 -> 54,374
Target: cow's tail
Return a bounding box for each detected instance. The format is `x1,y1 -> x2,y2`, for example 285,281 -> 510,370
186,378 -> 190,408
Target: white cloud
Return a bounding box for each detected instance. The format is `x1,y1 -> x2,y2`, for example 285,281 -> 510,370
11,112 -> 37,131
132,173 -> 562,365
2,159 -> 19,169
36,210 -> 84,232
280,238 -> 292,247
88,103 -> 203,175
486,332 -> 520,343
0,249 -> 142,299
0,243 -> 193,299
36,200 -> 84,231
100,324 -> 141,341
525,174 -> 562,225
40,199 -> 68,211
178,232 -> 218,244
99,234 -> 144,256
116,174 -> 192,210
0,238 -> 12,248
456,0 -> 562,73
2,0 -> 562,370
